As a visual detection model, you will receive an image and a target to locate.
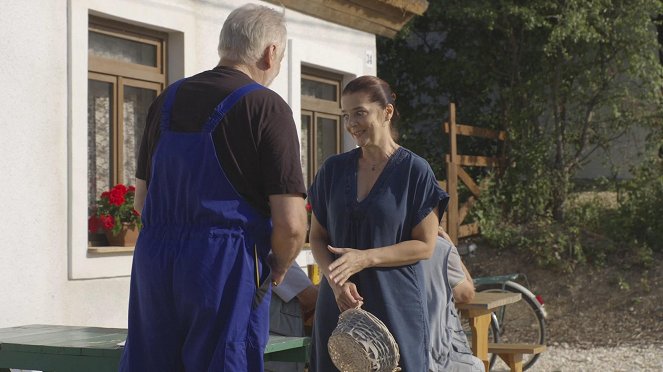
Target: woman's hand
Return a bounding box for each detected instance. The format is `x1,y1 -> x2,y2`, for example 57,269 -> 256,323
330,280 -> 364,312
327,246 -> 370,286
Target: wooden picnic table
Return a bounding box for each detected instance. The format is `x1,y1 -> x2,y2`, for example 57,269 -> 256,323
0,324 -> 309,372
456,291 -> 522,371
264,334 -> 310,362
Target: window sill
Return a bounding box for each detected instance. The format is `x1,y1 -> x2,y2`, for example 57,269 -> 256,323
87,245 -> 308,256
79,244 -> 310,279
87,246 -> 135,254
86,243 -> 310,256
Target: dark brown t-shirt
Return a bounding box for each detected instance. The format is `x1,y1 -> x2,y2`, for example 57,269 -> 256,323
136,66 -> 306,216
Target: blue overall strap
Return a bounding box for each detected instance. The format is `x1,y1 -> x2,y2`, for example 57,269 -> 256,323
202,82 -> 264,133
160,78 -> 187,131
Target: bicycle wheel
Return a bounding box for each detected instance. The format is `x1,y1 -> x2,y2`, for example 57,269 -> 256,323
477,281 -> 546,371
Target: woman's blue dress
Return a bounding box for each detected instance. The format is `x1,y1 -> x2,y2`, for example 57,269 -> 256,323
309,147 -> 449,371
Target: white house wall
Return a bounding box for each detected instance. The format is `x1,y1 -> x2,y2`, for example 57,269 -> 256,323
574,125 -> 651,180
0,0 -> 375,328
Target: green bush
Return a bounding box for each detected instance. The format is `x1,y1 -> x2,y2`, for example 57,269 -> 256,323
615,156 -> 663,253
475,178 -> 584,271
475,173 -> 659,269
475,145 -> 663,270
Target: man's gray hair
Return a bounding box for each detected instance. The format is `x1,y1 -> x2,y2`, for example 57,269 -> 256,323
218,4 -> 287,64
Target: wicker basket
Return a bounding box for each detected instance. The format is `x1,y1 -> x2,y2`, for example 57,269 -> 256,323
328,307 -> 401,372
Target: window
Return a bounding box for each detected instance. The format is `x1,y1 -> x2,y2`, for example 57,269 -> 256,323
88,17 -> 166,244
300,68 -> 343,186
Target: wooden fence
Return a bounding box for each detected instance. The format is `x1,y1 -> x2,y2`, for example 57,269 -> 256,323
441,103 -> 506,245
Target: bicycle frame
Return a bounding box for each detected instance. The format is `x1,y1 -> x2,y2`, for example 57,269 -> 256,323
473,273 -> 532,291
472,274 -> 547,371
474,273 -> 546,318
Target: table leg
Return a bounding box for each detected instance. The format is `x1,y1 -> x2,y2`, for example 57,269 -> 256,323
468,314 -> 492,372
498,353 -> 523,372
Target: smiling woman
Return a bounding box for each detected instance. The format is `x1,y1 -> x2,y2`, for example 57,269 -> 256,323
341,76 -> 400,143
341,76 -> 401,201
308,76 -> 449,371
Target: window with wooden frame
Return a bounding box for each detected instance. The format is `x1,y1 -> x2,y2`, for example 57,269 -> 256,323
87,16 -> 166,243
300,67 -> 344,186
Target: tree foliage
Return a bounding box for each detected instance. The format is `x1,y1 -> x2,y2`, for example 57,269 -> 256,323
378,0 -> 663,224
617,150 -> 663,253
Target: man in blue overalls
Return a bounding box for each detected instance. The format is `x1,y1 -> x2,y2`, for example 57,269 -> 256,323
120,4 -> 308,371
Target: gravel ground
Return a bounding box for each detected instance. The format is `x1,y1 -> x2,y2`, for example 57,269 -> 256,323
491,343 -> 663,372
463,240 -> 663,372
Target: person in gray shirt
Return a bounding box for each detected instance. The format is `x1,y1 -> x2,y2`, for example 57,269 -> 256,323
265,263 -> 318,372
438,227 -> 476,304
422,227 -> 484,372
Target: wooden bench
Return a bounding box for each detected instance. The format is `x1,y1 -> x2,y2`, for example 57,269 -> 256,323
488,343 -> 546,372
0,325 -> 310,372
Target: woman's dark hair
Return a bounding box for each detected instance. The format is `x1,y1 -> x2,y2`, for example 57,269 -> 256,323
342,76 -> 400,140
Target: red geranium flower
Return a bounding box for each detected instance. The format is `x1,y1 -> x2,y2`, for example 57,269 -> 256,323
109,184 -> 129,205
113,184 -> 128,194
305,202 -> 312,213
109,189 -> 126,206
89,183 -> 142,237
88,216 -> 100,233
99,214 -> 115,230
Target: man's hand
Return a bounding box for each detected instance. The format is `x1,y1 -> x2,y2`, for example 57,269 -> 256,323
267,253 -> 290,286
269,194 -> 307,285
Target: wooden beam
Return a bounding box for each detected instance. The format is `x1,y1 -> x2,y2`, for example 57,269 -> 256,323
370,0 -> 429,15
457,167 -> 481,197
446,103 -> 459,245
445,155 -> 501,167
444,123 -> 507,141
446,163 -> 459,245
458,196 -> 476,225
344,0 -> 426,20
324,0 -> 412,29
262,0 -> 426,38
449,104 -> 458,164
458,222 -> 480,238
488,343 -> 546,354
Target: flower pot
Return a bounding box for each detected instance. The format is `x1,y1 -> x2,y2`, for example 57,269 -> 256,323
105,223 -> 139,247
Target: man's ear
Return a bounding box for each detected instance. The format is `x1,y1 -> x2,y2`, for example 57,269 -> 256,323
262,44 -> 277,69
